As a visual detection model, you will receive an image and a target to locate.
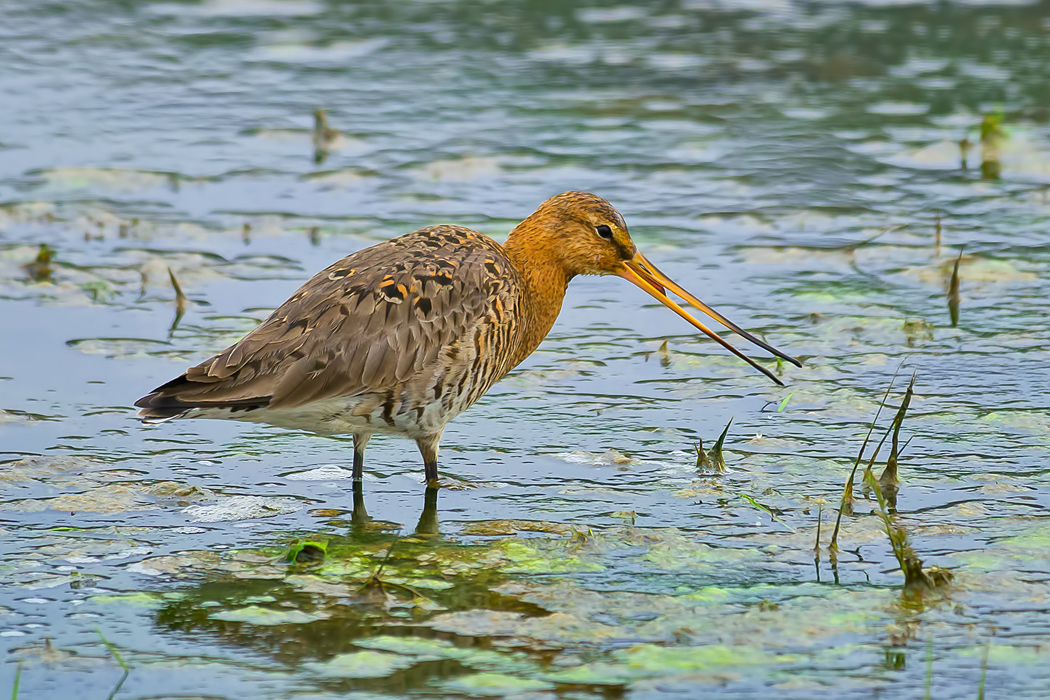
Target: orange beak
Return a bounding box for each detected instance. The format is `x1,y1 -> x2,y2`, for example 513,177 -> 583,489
619,252 -> 802,386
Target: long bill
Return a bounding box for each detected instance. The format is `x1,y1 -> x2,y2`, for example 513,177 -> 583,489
619,252 -> 802,386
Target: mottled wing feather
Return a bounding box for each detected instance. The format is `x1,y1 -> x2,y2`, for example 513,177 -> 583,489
136,225 -> 517,414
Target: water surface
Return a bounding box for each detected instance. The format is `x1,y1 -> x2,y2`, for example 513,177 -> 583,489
2,1 -> 1050,698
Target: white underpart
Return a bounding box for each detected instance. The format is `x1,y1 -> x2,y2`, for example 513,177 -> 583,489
188,396 -> 448,439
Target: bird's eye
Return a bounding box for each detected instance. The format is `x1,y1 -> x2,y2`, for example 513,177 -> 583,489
596,224 -> 614,240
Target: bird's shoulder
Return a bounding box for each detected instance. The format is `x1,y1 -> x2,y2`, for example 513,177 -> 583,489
296,224 -> 520,320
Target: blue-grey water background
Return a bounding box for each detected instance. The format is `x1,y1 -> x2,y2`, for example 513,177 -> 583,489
2,0 -> 1050,698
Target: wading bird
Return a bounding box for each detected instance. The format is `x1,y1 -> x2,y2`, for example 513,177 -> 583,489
136,192 -> 800,486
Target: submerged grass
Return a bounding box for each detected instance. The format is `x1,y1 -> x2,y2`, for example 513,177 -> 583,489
977,641 -> 990,700
96,629 -> 128,672
739,493 -> 795,532
924,636 -> 934,700
863,468 -> 951,597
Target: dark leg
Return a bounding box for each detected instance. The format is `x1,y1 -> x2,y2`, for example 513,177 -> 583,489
415,433 -> 442,487
351,480 -> 370,529
414,486 -> 439,536
352,432 -> 371,482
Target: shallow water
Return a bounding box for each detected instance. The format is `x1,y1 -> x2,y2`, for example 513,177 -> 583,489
2,0 -> 1050,697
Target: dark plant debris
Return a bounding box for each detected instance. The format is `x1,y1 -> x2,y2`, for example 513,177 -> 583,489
282,539 -> 328,564
693,440 -> 709,472
708,418 -> 732,473
813,505 -> 822,565
168,267 -> 188,331
656,339 -> 670,367
22,244 -> 54,282
695,418 -> 732,474
934,212 -> 942,256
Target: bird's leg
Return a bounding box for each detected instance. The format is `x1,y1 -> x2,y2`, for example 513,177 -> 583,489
415,433 -> 442,487
352,432 -> 371,483
351,480 -> 370,531
414,486 -> 439,536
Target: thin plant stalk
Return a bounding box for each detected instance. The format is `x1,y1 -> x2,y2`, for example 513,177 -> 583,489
976,640 -> 990,700
813,505 -> 822,565
924,636 -> 934,700
168,267 -> 188,330
880,372 -> 917,505
97,629 -> 130,700
935,212 -> 942,256
829,362 -> 905,559
96,629 -> 129,672
948,247 -> 963,327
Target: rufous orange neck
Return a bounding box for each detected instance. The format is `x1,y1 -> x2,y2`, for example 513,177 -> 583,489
502,223 -> 573,369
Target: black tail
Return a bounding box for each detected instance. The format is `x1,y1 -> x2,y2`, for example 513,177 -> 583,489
134,374 -> 269,422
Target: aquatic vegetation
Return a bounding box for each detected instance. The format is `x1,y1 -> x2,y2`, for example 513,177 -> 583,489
878,372 -> 916,511
21,244 -> 53,282
96,629 -> 129,700
694,418 -> 732,474
863,469 -> 952,600
831,367 -> 903,545
947,248 -> 963,328
167,267 -> 188,330
282,539 -> 328,564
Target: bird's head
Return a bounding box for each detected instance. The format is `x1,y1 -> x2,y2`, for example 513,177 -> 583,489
509,191 -> 802,385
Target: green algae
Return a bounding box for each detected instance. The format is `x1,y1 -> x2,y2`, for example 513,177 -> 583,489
545,645 -> 793,686
354,636 -> 459,658
355,636 -> 533,674
210,606 -> 331,626
959,644 -> 1047,666
440,672 -> 553,696
282,539 -> 328,564
88,593 -> 166,609
618,643 -> 794,672
303,650 -> 415,678
486,539 -> 604,575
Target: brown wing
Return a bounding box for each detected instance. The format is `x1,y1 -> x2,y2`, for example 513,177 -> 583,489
135,225 -> 519,417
